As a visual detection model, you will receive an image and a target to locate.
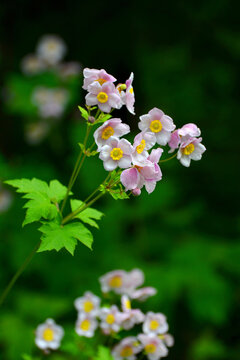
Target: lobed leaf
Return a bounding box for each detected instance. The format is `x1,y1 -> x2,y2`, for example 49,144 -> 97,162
71,199 -> 104,228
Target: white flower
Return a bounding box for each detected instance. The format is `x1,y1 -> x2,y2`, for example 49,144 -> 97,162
21,54 -> 46,75
130,287 -> 157,301
158,333 -> 174,348
177,136 -> 206,167
25,122 -> 49,145
94,118 -> 130,151
121,309 -> 145,330
99,305 -> 127,334
112,336 -> 142,360
132,132 -> 156,166
74,291 -> 100,317
99,137 -> 133,171
121,295 -> 132,313
138,334 -> 168,360
99,270 -> 128,294
139,108 -> 175,146
75,314 -> 98,338
143,312 -> 169,336
32,87 -> 69,119
35,318 -> 64,351
36,35 -> 67,65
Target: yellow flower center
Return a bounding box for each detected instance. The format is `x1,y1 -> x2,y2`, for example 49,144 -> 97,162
150,319 -> 159,330
145,344 -> 156,354
97,92 -> 108,103
120,346 -> 133,357
106,314 -> 115,324
129,87 -> 134,94
125,299 -> 131,310
136,139 -> 146,154
96,78 -> 107,85
80,319 -> 91,331
182,143 -> 195,155
110,148 -> 123,161
117,84 -> 127,93
109,275 -> 123,288
83,301 -> 94,313
47,42 -> 58,50
43,328 -> 54,342
150,120 -> 162,133
101,126 -> 114,140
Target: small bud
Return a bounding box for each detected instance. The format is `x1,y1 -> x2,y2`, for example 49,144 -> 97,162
132,188 -> 141,196
88,116 -> 95,124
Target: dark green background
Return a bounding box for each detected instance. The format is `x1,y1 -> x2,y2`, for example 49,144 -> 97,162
0,1 -> 239,359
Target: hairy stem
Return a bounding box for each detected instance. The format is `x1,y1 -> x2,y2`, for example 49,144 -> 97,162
0,241 -> 40,307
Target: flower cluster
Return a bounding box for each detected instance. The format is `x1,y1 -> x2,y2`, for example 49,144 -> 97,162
82,68 -> 206,196
35,269 -> 173,360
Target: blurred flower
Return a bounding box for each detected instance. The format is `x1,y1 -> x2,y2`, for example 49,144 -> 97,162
0,184 -> 13,213
58,61 -> 82,78
36,35 -> 67,65
86,81 -> 121,113
130,287 -> 157,301
99,270 -> 128,294
143,312 -> 169,336
168,123 -> 201,153
83,68 -> 116,91
112,336 -> 142,360
25,122 -> 50,145
75,314 -> 98,338
138,334 -> 168,360
94,118 -> 130,151
121,295 -> 132,312
177,137 -> 206,167
132,131 -> 156,166
139,108 -> 175,145
121,296 -> 145,330
21,54 -> 45,75
99,137 -> 133,171
35,318 -> 64,351
32,87 -> 69,119
158,333 -> 174,348
74,291 -> 101,317
99,305 -> 127,334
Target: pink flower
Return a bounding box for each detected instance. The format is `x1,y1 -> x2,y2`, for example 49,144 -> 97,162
99,137 -> 133,171
112,336 -> 142,360
74,291 -> 101,317
86,81 -> 121,113
132,132 -> 156,166
94,118 -> 130,151
138,334 -> 168,360
139,108 -> 175,145
99,270 -> 128,294
130,287 -> 157,301
143,312 -> 169,336
117,73 -> 135,115
168,123 -> 201,153
177,137 -> 206,167
120,148 -> 163,194
83,68 -> 116,90
99,305 -> 127,334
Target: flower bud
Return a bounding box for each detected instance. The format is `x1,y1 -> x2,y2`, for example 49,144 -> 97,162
88,116 -> 95,124
132,188 -> 141,196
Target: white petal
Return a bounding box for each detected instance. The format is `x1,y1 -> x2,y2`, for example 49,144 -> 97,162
104,158 -> 117,171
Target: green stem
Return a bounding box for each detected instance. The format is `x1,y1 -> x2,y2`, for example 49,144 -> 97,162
159,152 -> 177,163
0,241 -> 40,307
60,125 -> 91,214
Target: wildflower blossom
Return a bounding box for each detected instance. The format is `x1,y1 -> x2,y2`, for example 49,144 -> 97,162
132,132 -> 156,166
120,148 -> 163,194
100,305 -> 127,334
130,287 -> 157,301
112,337 -> 142,360
99,137 -> 133,171
177,137 -> 206,167
58,61 -> 82,78
94,118 -> 130,151
99,270 -> 128,294
32,87 -> 69,119
36,35 -> 67,65
21,54 -> 45,75
83,68 -> 116,91
138,334 -> 168,360
35,318 -> 64,351
121,295 -> 145,330
75,313 -> 98,338
139,108 -> 175,145
25,122 -> 50,145
117,72 -> 135,114
168,123 -> 201,153
74,291 -> 101,317
143,312 -> 169,336
86,81 -> 121,113
158,333 -> 174,348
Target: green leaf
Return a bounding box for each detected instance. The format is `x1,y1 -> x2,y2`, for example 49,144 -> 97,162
108,185 -> 129,200
94,346 -> 113,360
78,106 -> 89,120
95,113 -> 112,125
71,199 -> 104,229
38,221 -> 93,255
5,178 -> 68,226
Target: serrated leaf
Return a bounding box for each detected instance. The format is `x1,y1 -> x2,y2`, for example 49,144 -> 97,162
48,180 -> 68,202
5,178 -> 49,194
94,346 -> 113,360
38,221 -> 93,255
22,192 -> 58,226
71,199 -> 104,229
108,187 -> 129,200
78,106 -> 89,120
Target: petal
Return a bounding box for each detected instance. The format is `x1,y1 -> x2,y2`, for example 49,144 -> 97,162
179,155 -> 191,167
120,168 -> 139,190
119,138 -> 133,155
149,107 -> 164,120
155,130 -> 171,145
85,93 -> 97,106
99,102 -> 111,113
118,155 -> 132,169
148,148 -> 163,163
103,158 -> 117,171
161,115 -> 175,131
99,145 -> 111,161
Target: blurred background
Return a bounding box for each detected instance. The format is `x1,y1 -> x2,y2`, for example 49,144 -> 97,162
0,0 -> 239,359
